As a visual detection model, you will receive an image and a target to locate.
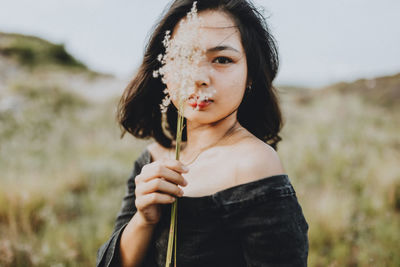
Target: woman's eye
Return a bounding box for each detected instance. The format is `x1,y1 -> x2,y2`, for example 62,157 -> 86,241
213,56 -> 233,64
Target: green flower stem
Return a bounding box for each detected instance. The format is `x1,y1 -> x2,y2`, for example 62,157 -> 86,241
166,99 -> 185,267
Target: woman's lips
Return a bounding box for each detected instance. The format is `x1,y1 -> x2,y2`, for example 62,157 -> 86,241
187,97 -> 213,109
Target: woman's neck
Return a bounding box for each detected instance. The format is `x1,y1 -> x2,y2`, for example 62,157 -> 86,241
179,112 -> 242,161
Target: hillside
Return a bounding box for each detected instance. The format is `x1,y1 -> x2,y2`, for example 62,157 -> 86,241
279,72 -> 400,108
0,32 -> 131,107
0,32 -> 88,70
321,73 -> 400,107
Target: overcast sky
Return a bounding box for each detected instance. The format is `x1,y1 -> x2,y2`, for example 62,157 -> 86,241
1,0 -> 399,88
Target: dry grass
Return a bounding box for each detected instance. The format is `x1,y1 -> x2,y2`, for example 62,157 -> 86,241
278,84 -> 400,266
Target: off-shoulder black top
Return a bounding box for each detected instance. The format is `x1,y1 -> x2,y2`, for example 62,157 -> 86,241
97,148 -> 309,267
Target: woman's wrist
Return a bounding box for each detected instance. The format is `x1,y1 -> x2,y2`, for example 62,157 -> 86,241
134,212 -> 159,229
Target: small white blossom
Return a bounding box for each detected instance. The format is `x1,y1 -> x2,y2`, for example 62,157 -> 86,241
160,88 -> 171,113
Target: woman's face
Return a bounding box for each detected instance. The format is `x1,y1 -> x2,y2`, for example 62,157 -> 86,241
166,10 -> 248,125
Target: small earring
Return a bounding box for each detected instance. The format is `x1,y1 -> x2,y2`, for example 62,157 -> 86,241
246,84 -> 252,93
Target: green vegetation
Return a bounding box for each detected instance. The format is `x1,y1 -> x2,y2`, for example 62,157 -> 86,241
0,32 -> 97,75
0,32 -> 399,266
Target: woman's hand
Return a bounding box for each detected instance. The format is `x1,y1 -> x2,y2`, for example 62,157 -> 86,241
134,158 -> 189,226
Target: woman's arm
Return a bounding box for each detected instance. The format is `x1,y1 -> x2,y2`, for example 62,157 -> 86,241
119,212 -> 156,267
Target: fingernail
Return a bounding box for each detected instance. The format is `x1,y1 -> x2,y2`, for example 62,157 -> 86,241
183,179 -> 188,186
182,166 -> 189,172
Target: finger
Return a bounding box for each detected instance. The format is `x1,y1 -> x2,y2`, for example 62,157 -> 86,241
140,161 -> 188,187
138,178 -> 184,197
160,158 -> 189,174
140,158 -> 189,175
135,192 -> 176,209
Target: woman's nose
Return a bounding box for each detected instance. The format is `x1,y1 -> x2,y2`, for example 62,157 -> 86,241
194,65 -> 211,88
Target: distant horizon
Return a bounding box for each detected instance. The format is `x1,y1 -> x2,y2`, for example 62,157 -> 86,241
1,0 -> 400,88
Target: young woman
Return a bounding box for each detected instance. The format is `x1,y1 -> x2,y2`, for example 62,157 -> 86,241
97,0 -> 309,266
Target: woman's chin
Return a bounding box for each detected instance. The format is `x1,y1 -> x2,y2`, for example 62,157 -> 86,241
183,107 -> 216,123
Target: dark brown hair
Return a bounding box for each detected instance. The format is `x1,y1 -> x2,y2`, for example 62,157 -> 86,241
117,0 -> 283,150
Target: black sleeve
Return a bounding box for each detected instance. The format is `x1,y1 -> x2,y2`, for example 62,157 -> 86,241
238,194 -> 309,267
96,153 -> 146,267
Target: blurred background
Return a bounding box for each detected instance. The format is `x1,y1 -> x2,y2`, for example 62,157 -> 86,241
0,0 -> 399,266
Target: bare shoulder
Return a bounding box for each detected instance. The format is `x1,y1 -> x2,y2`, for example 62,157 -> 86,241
233,138 -> 286,184
146,142 -> 171,162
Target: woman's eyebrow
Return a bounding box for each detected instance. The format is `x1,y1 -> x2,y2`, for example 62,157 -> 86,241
206,45 -> 240,54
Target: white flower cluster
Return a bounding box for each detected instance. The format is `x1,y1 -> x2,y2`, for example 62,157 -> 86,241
153,1 -> 216,113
